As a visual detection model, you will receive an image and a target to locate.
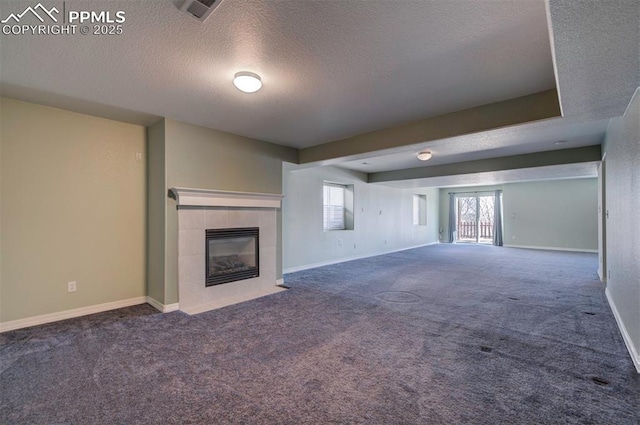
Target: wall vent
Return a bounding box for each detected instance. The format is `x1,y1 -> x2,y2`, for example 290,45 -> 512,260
180,0 -> 223,22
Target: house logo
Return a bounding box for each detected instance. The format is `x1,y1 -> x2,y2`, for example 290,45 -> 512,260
1,3 -> 59,24
2,2 -> 126,36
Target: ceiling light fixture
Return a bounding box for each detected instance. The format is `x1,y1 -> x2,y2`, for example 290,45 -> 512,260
417,151 -> 433,161
233,71 -> 262,93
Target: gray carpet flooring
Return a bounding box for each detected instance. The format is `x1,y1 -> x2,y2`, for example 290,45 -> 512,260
1,244 -> 638,424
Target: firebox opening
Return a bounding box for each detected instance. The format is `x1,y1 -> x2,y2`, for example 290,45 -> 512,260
206,227 -> 259,286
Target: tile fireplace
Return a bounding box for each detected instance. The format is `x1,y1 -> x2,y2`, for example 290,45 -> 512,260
171,188 -> 285,315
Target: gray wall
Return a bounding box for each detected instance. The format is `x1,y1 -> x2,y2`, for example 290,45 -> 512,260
283,165 -> 439,272
439,179 -> 598,251
1,98 -> 147,322
602,88 -> 640,368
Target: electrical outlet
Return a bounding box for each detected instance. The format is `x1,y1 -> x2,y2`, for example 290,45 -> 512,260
67,281 -> 77,293
337,239 -> 342,246
135,152 -> 143,162
354,244 -> 357,249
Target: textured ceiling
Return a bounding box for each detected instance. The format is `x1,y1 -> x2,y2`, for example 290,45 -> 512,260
1,0 -> 637,188
0,0 -> 554,148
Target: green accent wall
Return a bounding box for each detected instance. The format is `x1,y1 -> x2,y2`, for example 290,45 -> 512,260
159,119 -> 297,304
147,119 -> 167,304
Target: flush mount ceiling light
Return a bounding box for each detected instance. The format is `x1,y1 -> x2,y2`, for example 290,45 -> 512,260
417,151 -> 433,161
233,72 -> 262,93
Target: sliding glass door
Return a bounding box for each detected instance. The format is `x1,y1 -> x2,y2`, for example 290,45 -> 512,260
456,195 -> 495,244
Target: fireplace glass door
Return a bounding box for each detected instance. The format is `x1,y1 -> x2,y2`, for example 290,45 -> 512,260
206,227 -> 259,286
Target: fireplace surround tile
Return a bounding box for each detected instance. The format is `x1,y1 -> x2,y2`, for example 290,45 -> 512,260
179,207 -> 205,230
260,266 -> 276,286
261,246 -> 276,270
177,204 -> 281,315
230,208 -> 261,228
260,221 -> 276,249
178,254 -> 205,286
180,280 -> 206,308
204,207 -> 229,229
204,279 -> 240,302
179,229 -> 205,256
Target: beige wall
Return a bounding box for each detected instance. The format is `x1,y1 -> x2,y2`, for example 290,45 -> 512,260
0,98 -> 147,322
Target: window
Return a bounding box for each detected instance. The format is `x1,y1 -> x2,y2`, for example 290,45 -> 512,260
323,183 -> 346,230
413,194 -> 427,226
323,182 -> 354,231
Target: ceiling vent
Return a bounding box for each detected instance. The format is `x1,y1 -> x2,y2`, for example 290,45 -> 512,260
180,0 -> 223,22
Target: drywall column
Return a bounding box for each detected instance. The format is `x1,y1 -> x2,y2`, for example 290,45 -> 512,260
147,119 -> 167,305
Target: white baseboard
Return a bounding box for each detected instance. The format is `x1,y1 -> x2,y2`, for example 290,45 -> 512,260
605,288 -> 640,373
276,278 -> 285,287
283,242 -> 439,274
504,244 -> 598,253
0,296 -> 148,333
146,297 -> 180,313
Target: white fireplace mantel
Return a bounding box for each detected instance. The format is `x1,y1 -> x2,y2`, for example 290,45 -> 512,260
170,187 -> 284,208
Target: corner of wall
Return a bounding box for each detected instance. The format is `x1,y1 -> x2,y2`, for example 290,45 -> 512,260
602,87 -> 640,372
146,118 -> 168,304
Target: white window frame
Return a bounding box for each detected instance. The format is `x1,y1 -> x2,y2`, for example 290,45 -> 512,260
322,181 -> 355,232
323,182 -> 347,231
